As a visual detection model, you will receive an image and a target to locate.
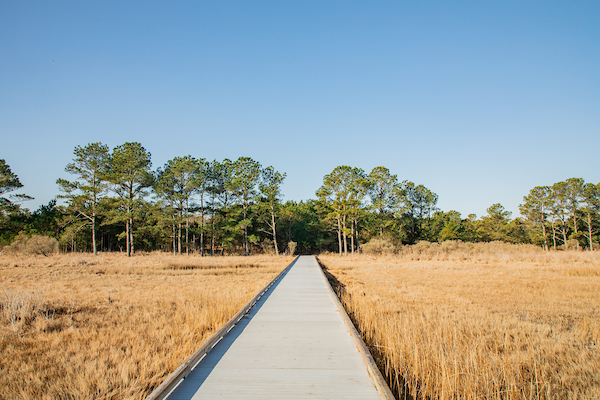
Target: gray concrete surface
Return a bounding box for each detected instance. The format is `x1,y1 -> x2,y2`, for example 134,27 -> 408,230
166,255 -> 382,400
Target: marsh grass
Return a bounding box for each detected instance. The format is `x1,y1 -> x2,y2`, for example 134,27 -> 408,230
321,242 -> 600,400
0,252 -> 293,400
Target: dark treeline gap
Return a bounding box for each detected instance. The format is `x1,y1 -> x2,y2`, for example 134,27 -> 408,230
1,142 -> 599,255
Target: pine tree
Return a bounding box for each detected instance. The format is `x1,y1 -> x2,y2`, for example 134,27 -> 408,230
259,166 -> 286,255
57,142 -> 110,255
106,142 -> 152,256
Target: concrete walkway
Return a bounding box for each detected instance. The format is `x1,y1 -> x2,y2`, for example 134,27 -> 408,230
166,255 -> 383,400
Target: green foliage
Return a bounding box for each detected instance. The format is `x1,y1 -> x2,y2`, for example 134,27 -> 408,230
25,200 -> 63,238
0,160 -> 34,245
435,211 -> 464,241
479,203 -> 512,241
259,166 -> 286,208
229,157 -> 262,255
394,181 -> 438,243
519,178 -> 600,250
316,166 -> 368,254
366,166 -> 399,236
258,166 -> 286,255
6,141 -> 598,255
279,200 -> 329,254
107,142 -> 153,200
0,159 -> 24,196
154,155 -> 204,254
106,142 -> 153,256
57,142 -> 110,254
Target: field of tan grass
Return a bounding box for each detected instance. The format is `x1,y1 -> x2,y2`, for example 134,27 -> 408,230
320,242 -> 600,400
0,252 -> 293,400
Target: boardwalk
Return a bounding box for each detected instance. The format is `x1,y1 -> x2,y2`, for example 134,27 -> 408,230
162,255 -> 389,400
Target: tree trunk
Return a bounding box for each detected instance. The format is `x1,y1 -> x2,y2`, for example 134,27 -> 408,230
92,189 -> 98,255
243,203 -> 249,256
172,219 -> 176,255
178,220 -> 182,255
186,198 -> 190,256
350,220 -> 354,255
125,220 -> 129,257
271,205 -> 279,256
572,206 -> 580,249
200,193 -> 204,257
126,208 -> 131,257
92,214 -> 97,256
129,216 -> 134,255
355,219 -> 360,253
587,212 -> 594,251
541,220 -> 548,251
337,218 -> 342,255
211,209 -> 215,257
343,215 -> 348,256
127,185 -> 133,257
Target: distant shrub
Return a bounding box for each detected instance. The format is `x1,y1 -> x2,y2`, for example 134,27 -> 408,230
360,237 -> 397,255
5,234 -> 58,256
563,239 -> 580,251
287,241 -> 297,255
260,238 -> 276,255
397,240 -> 543,261
439,239 -> 462,252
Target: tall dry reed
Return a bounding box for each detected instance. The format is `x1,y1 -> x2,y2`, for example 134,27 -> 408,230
0,252 -> 293,400
321,242 -> 600,400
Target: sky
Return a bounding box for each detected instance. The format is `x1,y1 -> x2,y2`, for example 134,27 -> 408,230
1,1 -> 599,218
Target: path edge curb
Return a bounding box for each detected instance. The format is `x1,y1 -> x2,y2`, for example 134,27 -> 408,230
316,256 -> 396,400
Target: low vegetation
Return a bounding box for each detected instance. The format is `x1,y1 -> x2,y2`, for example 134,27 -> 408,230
3,233 -> 58,256
321,242 -> 600,400
2,243 -> 598,399
0,253 -> 293,400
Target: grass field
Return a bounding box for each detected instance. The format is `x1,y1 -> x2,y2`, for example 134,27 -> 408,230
320,242 -> 600,400
3,244 -> 598,400
0,252 -> 293,400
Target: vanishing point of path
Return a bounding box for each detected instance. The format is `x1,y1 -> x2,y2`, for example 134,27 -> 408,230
163,255 -> 388,400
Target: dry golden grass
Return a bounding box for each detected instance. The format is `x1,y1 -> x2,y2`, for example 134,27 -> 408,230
320,242 -> 600,400
0,252 -> 293,400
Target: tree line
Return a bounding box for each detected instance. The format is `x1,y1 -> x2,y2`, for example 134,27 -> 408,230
1,145 -> 599,255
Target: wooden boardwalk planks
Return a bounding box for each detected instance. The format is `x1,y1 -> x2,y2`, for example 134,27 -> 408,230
160,255 -> 390,400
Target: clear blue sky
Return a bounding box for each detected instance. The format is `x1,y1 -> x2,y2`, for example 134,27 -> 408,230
1,1 -> 599,218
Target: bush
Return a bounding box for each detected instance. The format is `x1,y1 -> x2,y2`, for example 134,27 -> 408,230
563,239 -> 580,251
260,238 -> 276,255
439,239 -> 463,252
396,240 -> 544,261
287,241 -> 297,255
5,234 -> 58,256
360,237 -> 397,255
